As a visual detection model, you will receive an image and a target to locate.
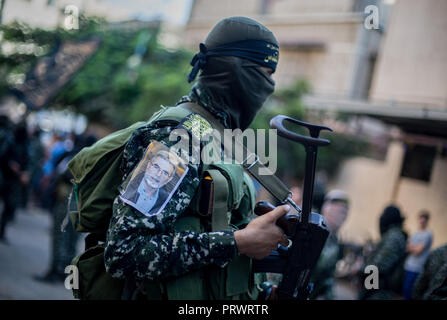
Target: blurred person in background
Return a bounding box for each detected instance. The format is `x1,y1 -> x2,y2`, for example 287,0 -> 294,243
0,117 -> 29,242
35,133 -> 97,282
13,121 -> 31,208
40,133 -> 72,209
359,205 -> 407,300
312,171 -> 327,213
28,128 -> 45,207
309,189 -> 349,300
402,211 -> 433,299
412,244 -> 447,300
290,185 -> 302,206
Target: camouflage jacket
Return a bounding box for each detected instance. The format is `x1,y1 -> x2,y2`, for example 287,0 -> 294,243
413,245 -> 447,300
365,226 -> 407,277
104,87 -> 243,282
359,226 -> 407,299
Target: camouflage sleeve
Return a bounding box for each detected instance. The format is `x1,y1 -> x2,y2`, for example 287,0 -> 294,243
412,253 -> 432,299
368,228 -> 407,275
413,245 -> 447,300
104,125 -> 237,281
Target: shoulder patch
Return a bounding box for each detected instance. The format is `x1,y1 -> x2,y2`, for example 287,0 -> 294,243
119,140 -> 189,217
178,113 -> 213,140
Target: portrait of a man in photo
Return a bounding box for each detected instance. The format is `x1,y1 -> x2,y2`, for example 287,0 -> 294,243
120,143 -> 187,217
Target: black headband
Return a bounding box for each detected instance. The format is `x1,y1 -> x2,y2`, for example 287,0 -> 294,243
187,40 -> 279,83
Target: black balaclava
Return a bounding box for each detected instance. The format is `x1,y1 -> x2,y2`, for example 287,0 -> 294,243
188,17 -> 279,130
379,205 -> 404,235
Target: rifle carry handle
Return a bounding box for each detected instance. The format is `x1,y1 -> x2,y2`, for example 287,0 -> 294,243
270,115 -> 332,147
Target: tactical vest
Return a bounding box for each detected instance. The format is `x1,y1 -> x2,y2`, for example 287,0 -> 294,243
68,103 -> 261,300
142,105 -> 260,300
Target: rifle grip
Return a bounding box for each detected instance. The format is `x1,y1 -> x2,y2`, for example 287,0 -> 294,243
254,201 -> 298,237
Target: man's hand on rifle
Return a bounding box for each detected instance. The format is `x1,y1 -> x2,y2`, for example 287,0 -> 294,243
234,205 -> 290,260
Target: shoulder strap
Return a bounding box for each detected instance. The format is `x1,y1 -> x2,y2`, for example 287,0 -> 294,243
179,102 -> 292,205
153,105 -> 192,123
204,169 -> 231,231
243,172 -> 256,213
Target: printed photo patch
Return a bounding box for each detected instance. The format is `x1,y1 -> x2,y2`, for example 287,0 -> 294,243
120,141 -> 188,217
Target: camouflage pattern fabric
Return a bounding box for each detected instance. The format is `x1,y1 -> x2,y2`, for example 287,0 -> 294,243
413,244 -> 447,300
359,226 -> 407,300
104,87 -> 240,281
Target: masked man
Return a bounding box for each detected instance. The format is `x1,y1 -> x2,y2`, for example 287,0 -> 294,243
104,16 -> 289,300
359,205 -> 407,300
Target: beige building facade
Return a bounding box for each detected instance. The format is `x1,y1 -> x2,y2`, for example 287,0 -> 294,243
370,0 -> 447,109
335,140 -> 447,248
185,0 -> 373,96
336,0 -> 447,247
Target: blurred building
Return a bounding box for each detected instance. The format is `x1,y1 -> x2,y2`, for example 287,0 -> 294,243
0,0 -> 131,29
306,0 -> 447,247
184,0 -> 390,94
184,0 -> 447,246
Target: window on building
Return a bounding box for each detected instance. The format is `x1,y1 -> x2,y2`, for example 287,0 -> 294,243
400,144 -> 436,182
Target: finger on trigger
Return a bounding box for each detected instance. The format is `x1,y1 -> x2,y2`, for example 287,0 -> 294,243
280,234 -> 288,246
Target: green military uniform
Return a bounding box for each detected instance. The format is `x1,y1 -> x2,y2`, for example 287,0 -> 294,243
101,16 -> 280,300
358,206 -> 407,300
105,90 -> 258,299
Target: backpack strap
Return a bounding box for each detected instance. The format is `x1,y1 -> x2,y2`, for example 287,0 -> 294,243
243,172 -> 257,213
153,105 -> 191,123
203,169 -> 231,232
178,102 -> 292,204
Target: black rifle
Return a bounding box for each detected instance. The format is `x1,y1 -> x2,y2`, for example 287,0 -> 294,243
180,104 -> 332,299
249,115 -> 332,300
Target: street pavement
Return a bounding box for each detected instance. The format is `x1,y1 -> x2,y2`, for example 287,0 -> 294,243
0,206 -> 357,300
0,207 -> 75,300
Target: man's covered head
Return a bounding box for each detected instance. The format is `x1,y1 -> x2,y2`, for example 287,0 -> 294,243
144,150 -> 178,189
188,17 -> 279,130
379,205 -> 404,235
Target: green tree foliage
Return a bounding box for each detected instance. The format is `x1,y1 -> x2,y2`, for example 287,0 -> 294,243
0,16 -> 102,97
1,18 -> 367,179
53,23 -> 192,128
0,16 -> 192,129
